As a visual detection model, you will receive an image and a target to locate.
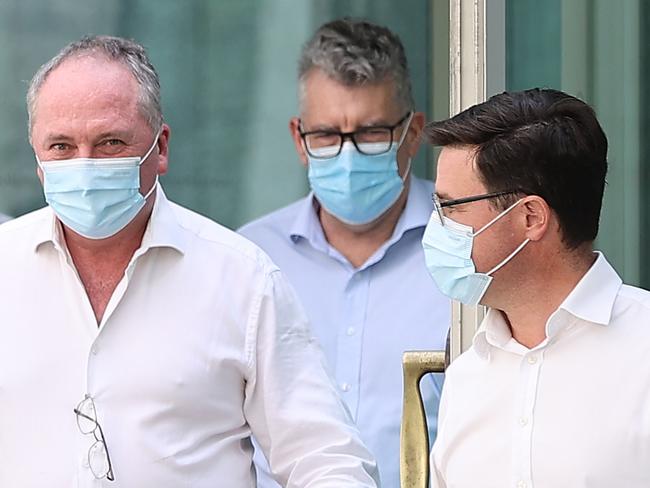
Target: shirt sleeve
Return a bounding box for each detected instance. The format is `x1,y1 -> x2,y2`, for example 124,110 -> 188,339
243,268 -> 380,488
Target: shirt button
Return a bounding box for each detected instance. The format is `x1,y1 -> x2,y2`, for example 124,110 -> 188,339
519,417 -> 529,427
91,346 -> 98,355
346,327 -> 356,336
527,355 -> 537,364
340,382 -> 351,392
517,481 -> 527,488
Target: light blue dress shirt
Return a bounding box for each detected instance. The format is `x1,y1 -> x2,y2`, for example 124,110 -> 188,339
239,176 -> 450,487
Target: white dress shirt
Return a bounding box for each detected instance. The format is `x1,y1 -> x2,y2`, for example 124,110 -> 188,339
240,177 -> 450,488
431,253 -> 650,488
0,188 -> 378,488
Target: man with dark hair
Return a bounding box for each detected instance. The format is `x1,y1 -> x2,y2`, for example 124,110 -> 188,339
423,88 -> 650,487
0,35 -> 379,487
240,18 -> 450,487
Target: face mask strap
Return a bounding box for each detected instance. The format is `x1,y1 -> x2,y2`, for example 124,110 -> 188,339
473,198 -> 523,237
401,157 -> 412,183
486,238 -> 531,276
142,174 -> 159,200
397,112 -> 414,149
139,128 -> 162,166
391,112 -> 414,185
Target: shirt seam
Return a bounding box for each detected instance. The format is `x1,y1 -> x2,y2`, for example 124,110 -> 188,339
244,267 -> 280,379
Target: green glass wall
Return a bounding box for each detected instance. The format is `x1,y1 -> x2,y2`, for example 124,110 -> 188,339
506,0 -> 649,287
0,0 -> 446,229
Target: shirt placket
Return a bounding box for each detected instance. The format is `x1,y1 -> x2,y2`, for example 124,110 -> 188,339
54,248 -> 105,485
512,348 -> 544,488
86,253 -> 143,397
334,270 -> 369,420
76,252 -> 141,485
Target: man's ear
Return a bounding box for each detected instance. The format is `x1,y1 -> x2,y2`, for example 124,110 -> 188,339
521,195 -> 551,242
402,111 -> 425,159
156,123 -> 171,175
289,117 -> 308,168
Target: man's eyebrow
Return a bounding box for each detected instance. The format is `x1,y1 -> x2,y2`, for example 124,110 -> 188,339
435,191 -> 453,200
301,118 -> 393,133
93,130 -> 133,141
303,124 -> 338,132
42,133 -> 73,142
358,118 -> 392,128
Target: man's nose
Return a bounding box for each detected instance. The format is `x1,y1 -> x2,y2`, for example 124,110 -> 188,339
77,145 -> 95,158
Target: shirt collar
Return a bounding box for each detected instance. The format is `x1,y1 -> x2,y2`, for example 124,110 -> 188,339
473,252 -> 622,360
556,251 -> 621,325
33,185 -> 187,256
390,175 -> 435,241
32,207 -> 63,253
473,308 -> 510,360
288,192 -> 328,251
288,176 -> 433,256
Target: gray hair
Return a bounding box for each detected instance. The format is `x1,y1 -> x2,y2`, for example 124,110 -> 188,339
26,35 -> 162,137
298,18 -> 414,112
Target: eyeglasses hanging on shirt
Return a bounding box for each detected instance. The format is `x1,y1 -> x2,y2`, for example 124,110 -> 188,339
74,395 -> 115,481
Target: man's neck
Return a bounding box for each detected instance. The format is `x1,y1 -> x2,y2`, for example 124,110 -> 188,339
64,198 -> 154,262
319,187 -> 409,269
62,200 -> 154,323
498,249 -> 597,349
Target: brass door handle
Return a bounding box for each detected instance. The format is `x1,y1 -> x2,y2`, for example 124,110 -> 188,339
400,351 -> 446,488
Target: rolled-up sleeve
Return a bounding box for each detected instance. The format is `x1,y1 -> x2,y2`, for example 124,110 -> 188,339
243,269 -> 380,487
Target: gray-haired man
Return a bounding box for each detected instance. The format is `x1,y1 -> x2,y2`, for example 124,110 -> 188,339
0,35 -> 378,487
240,19 -> 450,487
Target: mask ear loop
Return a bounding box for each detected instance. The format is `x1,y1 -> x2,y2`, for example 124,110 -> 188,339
472,198 -> 523,237
486,238 -> 530,276
396,112 -> 415,182
138,128 -> 162,167
140,128 -> 163,200
471,197 -> 530,276
143,175 -> 159,200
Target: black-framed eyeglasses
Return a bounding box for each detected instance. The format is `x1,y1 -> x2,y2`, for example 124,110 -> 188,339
432,190 -> 518,224
74,395 -> 115,481
299,112 -> 412,159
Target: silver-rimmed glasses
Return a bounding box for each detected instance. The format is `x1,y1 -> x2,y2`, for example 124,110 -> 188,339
74,395 -> 115,481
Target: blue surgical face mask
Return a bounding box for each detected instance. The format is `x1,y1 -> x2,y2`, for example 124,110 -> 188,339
37,132 -> 160,240
421,199 -> 530,305
306,114 -> 413,226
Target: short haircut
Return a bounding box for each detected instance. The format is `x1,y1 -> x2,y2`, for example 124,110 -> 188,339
425,88 -> 608,248
298,18 -> 414,112
27,35 -> 162,137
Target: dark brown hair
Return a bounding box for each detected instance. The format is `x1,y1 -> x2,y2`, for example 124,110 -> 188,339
425,88 -> 608,248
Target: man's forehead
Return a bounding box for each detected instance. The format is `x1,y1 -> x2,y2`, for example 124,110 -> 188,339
30,63 -> 149,146
33,57 -> 140,118
301,69 -> 402,126
435,145 -> 485,196
39,56 -> 137,102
